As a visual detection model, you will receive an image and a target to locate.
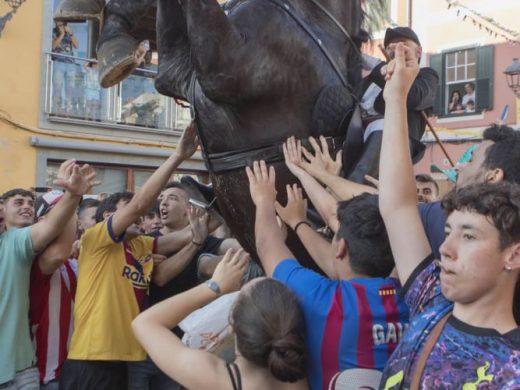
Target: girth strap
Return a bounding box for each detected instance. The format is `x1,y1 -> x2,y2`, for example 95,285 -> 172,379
207,135 -> 344,173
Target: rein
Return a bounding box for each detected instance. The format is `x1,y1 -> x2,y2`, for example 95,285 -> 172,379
305,0 -> 362,57
264,0 -> 349,88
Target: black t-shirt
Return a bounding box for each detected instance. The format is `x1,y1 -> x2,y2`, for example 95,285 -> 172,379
148,231 -> 223,305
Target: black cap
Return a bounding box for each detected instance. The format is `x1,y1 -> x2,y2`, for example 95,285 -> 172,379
384,27 -> 421,48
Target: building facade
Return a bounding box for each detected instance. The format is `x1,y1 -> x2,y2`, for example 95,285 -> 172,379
0,0 -> 206,195
387,0 -> 520,181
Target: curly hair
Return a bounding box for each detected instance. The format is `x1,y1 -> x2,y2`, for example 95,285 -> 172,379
442,182 -> 520,250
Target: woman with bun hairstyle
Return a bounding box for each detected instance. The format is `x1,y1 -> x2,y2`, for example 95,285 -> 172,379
132,248 -> 308,390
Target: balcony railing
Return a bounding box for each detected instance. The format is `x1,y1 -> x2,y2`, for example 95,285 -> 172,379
44,52 -> 192,131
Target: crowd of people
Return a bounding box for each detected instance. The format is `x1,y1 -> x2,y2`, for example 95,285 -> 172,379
1,27 -> 520,390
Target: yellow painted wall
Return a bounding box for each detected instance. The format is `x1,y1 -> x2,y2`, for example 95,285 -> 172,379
0,1 -> 44,192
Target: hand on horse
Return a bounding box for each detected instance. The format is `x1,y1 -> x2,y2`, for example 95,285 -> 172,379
176,121 -> 200,162
383,43 -> 419,101
211,248 -> 250,295
301,136 -> 342,180
246,161 -> 277,208
188,205 -> 209,246
283,136 -> 308,177
275,184 -> 308,231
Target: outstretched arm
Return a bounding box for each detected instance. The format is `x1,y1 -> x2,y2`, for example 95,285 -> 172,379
31,161 -> 96,253
111,123 -> 199,238
283,137 -> 339,231
275,184 -> 336,278
247,161 -> 294,277
37,214 -> 77,275
133,249 -> 249,390
153,207 -> 209,286
378,43 -> 431,285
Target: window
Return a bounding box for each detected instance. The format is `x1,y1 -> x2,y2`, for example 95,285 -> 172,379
45,161 -> 206,195
45,0 -> 187,131
430,46 -> 494,117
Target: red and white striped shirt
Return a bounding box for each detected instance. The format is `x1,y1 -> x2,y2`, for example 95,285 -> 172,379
29,259 -> 77,384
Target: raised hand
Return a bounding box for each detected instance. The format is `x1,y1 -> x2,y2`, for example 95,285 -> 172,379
54,163 -> 96,196
275,184 -> 308,230
283,136 -> 307,177
176,121 -> 200,161
383,42 -> 420,101
246,160 -> 277,207
211,248 -> 250,294
301,136 -> 342,179
188,205 -> 209,245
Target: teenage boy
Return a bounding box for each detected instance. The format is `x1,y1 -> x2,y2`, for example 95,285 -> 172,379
247,162 -> 409,390
60,124 -> 201,390
378,42 -> 519,389
0,161 -> 96,389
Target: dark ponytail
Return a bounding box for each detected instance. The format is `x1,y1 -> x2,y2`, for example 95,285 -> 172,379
232,279 -> 306,382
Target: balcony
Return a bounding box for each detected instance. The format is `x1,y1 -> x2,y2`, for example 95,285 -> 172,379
44,52 -> 192,132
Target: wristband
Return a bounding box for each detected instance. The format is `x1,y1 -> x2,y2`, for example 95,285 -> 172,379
293,220 -> 311,234
205,279 -> 221,296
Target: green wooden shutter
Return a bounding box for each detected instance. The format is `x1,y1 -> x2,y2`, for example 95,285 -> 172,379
429,53 -> 444,116
476,45 -> 494,111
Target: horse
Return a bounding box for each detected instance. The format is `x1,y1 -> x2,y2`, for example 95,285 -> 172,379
63,0 -> 385,267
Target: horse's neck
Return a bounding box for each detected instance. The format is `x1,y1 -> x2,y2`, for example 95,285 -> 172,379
290,0 -> 355,34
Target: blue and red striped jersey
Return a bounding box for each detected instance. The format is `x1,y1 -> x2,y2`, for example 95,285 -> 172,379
274,259 -> 409,390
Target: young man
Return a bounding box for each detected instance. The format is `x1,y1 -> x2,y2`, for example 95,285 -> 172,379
378,42 -> 519,389
419,124 -> 520,261
142,200 -> 162,234
415,174 -> 439,203
246,162 -> 409,390
0,161 -> 96,389
29,191 -> 79,389
0,197 -> 5,235
60,125 -> 201,390
77,197 -> 99,235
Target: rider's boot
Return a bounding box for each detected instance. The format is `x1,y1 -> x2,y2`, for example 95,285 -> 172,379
346,130 -> 382,184
54,0 -> 104,22
97,0 -> 153,88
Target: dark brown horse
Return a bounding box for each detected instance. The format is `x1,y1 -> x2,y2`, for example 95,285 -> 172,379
90,0 -> 384,266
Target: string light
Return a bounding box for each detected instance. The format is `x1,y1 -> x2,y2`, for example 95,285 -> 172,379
444,0 -> 520,44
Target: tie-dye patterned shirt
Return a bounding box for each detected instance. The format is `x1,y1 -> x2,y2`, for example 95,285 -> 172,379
380,255 -> 520,390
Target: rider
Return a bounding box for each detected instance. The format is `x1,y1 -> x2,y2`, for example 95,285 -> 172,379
346,27 -> 438,183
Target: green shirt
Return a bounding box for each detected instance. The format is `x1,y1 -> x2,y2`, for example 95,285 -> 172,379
0,227 -> 35,383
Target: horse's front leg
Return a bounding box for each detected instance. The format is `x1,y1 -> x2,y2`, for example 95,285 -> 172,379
180,0 -> 246,101
154,0 -> 194,101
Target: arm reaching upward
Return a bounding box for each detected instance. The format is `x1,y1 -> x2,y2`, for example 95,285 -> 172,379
275,184 -> 336,278
111,122 -> 199,238
246,161 -> 294,277
31,161 -> 96,253
378,43 -> 431,285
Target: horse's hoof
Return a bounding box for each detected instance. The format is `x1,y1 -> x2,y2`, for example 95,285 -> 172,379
54,0 -> 104,22
97,34 -> 138,88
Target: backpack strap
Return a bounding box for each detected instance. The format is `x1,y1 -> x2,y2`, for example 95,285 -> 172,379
410,312 -> 451,390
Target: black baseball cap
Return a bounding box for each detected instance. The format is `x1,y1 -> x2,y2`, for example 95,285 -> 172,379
384,27 -> 421,47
